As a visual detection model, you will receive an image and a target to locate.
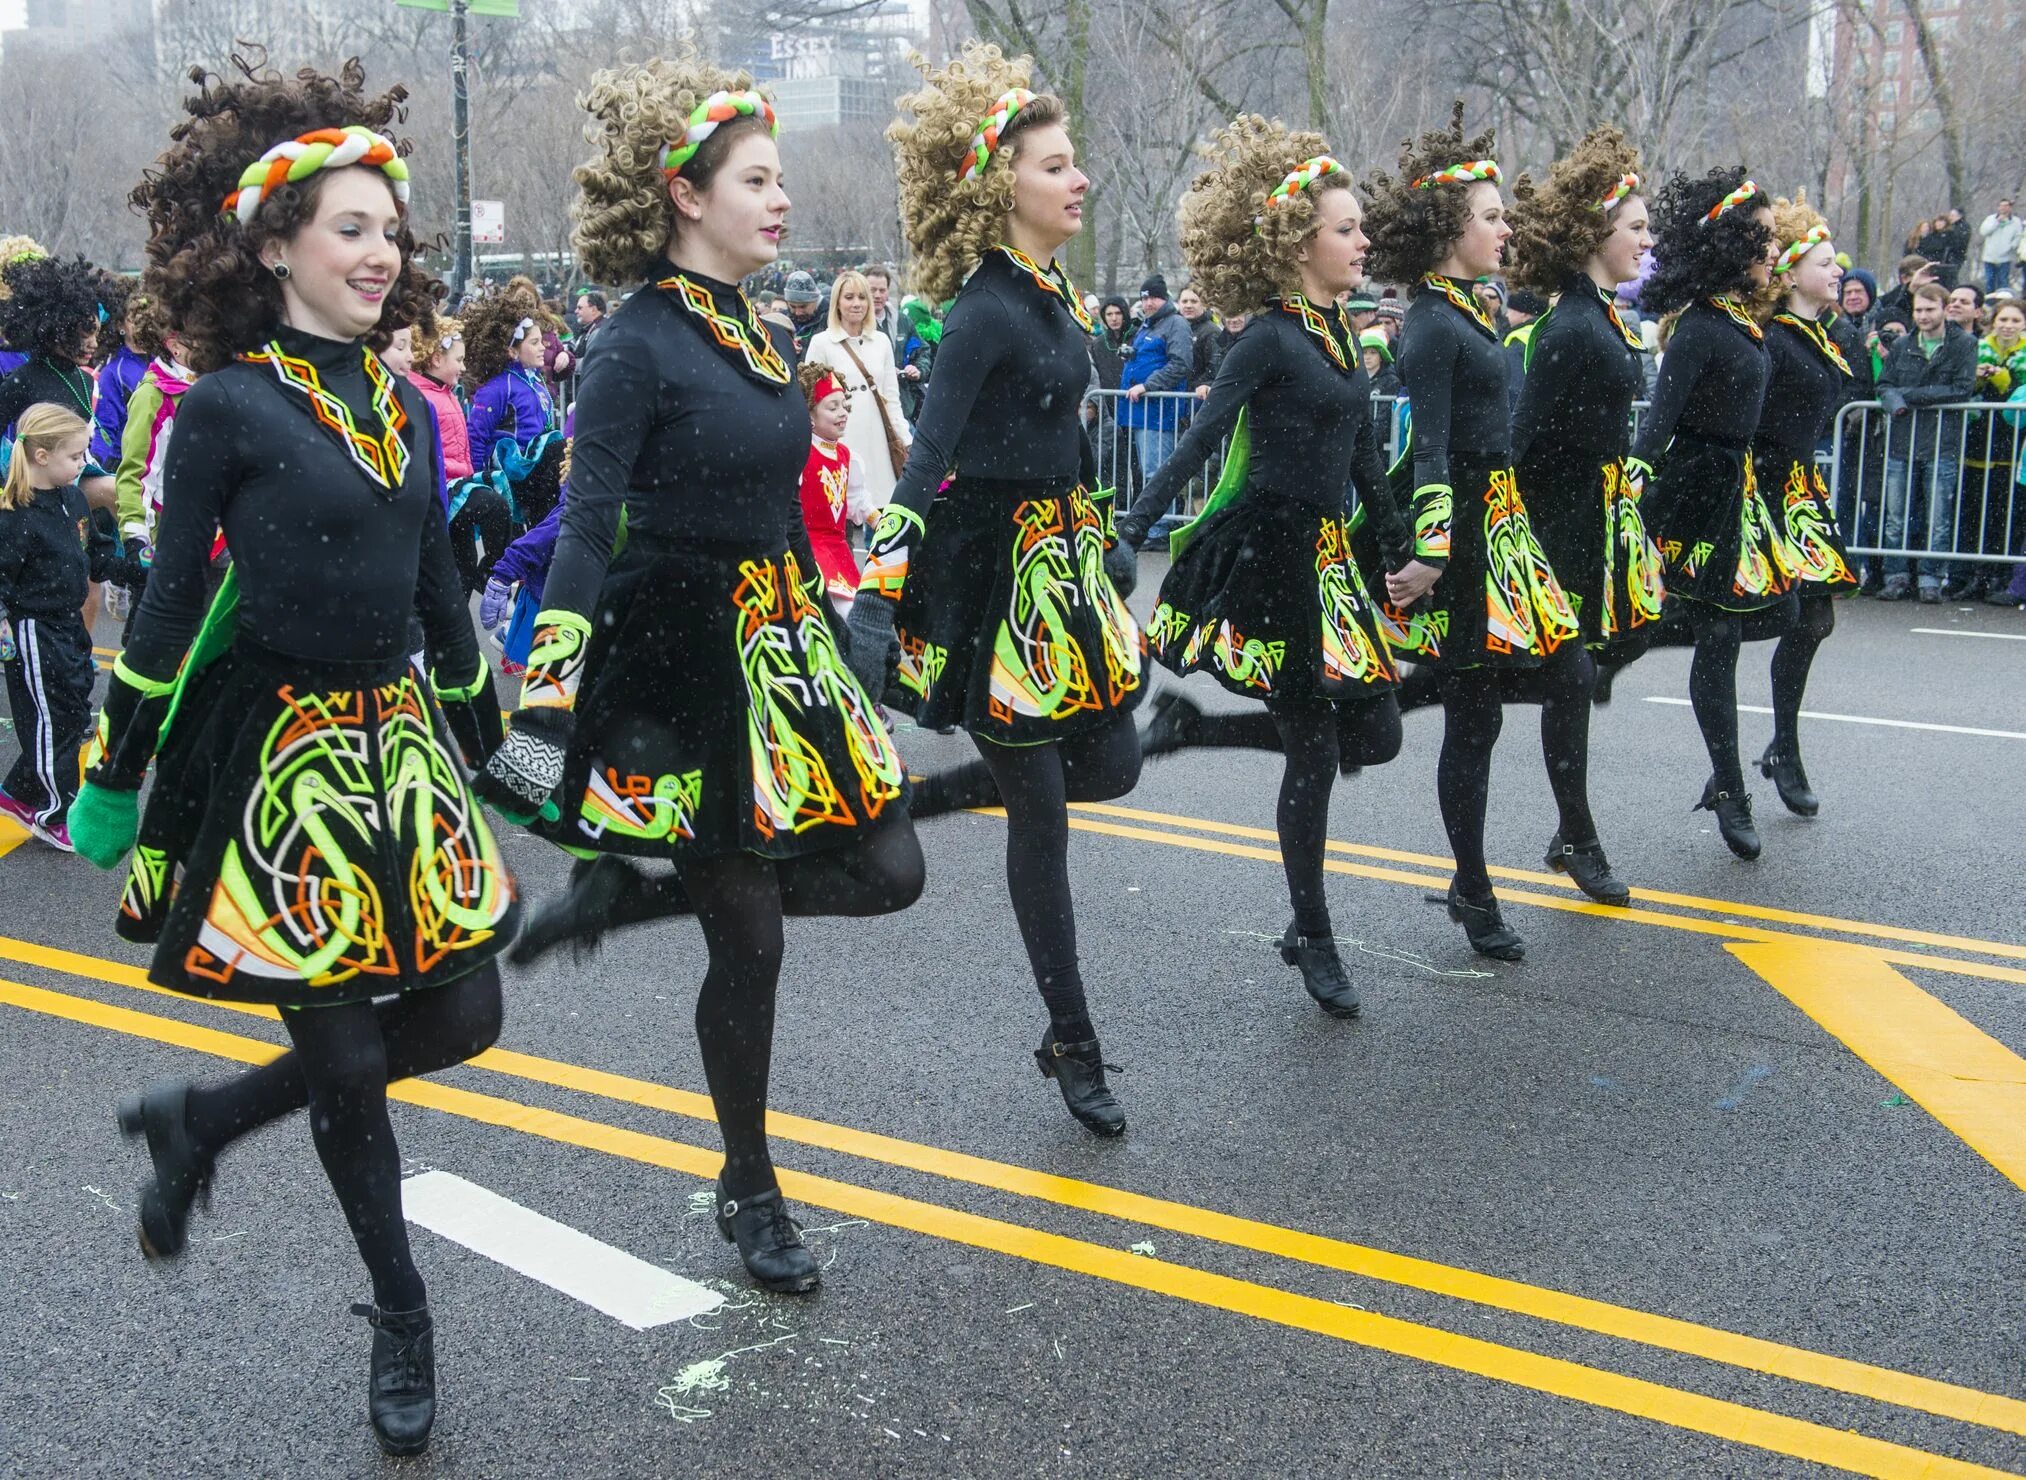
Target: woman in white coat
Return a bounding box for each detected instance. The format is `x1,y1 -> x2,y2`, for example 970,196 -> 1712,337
805,269 -> 911,513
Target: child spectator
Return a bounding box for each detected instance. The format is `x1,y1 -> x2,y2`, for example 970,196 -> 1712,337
796,365 -> 870,615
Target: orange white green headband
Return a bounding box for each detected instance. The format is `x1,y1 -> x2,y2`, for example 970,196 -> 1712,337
1412,159 -> 1500,189
662,90 -> 778,178
1265,155 -> 1344,210
225,126 -> 409,224
1704,179 -> 1760,223
1773,223 -> 1832,275
960,88 -> 1036,184
1592,172 -> 1639,213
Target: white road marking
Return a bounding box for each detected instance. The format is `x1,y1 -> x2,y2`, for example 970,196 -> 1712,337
402,1170 -> 724,1329
1641,696 -> 2026,741
1910,626 -> 2026,642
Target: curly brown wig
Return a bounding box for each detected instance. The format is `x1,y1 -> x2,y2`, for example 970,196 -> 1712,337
570,52 -> 769,287
1361,102 -> 1499,290
0,253 -> 104,362
128,54 -> 437,375
1638,167 -> 1773,315
1173,115 -> 1350,315
461,282 -> 541,387
797,358 -> 852,409
890,43 -> 1067,306
1505,127 -> 1644,293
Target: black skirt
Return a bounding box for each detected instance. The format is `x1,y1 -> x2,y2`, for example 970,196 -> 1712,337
536,536 -> 905,861
1146,492 -> 1398,701
1375,457 -> 1580,670
1519,447 -> 1667,647
117,642 -> 519,1007
1759,444 -> 1856,593
893,479 -> 1146,741
1646,437 -> 1795,612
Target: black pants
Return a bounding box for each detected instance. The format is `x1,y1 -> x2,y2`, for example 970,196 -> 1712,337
449,487 -> 513,596
179,964 -> 507,1310
2,611 -> 93,826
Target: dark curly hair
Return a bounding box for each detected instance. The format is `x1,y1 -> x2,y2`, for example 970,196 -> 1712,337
128,54 -> 438,375
0,253 -> 105,363
460,281 -> 540,387
1505,127 -> 1644,293
1638,167 -> 1773,315
1361,102 -> 1499,290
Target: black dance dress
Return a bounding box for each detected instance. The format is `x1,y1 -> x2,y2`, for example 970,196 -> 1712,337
877,247 -> 1144,740
521,271 -> 904,860
1385,275 -> 1577,668
87,327 -> 517,1005
1118,295 -> 1405,699
1510,276 -> 1666,646
1630,298 -> 1794,611
1754,311 -> 1856,593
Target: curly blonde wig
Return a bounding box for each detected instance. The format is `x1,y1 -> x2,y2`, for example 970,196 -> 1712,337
1505,127 -> 1643,293
0,236 -> 46,301
1761,191 -> 1829,311
1174,115 -> 1350,315
413,311 -> 460,366
571,51 -> 768,286
1362,102 -> 1499,290
889,42 -> 1066,305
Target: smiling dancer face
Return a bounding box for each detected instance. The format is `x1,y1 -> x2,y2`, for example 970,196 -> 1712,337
1506,127 -> 1650,298
257,169 -> 403,341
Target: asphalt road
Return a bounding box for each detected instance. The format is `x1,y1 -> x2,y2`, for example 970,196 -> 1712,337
2,581 -> 2023,1478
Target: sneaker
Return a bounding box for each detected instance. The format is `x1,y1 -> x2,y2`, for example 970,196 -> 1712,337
1917,585 -> 1942,605
0,790 -> 37,832
1876,581 -> 1912,603
29,817 -> 74,853
1940,579 -> 1979,602
1984,587 -> 2025,608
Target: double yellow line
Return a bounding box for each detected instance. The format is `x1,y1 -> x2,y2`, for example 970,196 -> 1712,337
2,934 -> 2021,1477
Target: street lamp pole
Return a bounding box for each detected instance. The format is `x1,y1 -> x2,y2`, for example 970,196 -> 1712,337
451,0 -> 473,301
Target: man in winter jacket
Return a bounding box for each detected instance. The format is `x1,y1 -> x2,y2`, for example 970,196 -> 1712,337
1875,282 -> 1978,601
1117,274 -> 1194,503
1978,200 -> 2022,295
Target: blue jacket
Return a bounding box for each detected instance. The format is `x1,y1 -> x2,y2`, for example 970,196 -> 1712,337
466,366 -> 556,474
1117,303 -> 1193,430
90,344 -> 150,469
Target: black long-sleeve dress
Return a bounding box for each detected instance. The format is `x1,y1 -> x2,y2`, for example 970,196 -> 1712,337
1510,276 -> 1667,646
1118,296 -> 1404,700
875,246 -> 1144,739
1629,298 -> 1794,611
521,270 -> 904,859
1754,311 -> 1855,592
1385,275 -> 1577,668
86,326 -> 516,1004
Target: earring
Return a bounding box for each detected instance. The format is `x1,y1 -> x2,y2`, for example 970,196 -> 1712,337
271,262 -> 291,281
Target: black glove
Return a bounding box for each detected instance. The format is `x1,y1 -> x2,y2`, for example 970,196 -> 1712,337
435,659 -> 505,770
1879,387 -> 1909,417
843,592 -> 898,698
1103,539 -> 1138,598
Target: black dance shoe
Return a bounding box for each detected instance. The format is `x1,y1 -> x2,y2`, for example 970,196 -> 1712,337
1693,779 -> 1762,859
1277,922 -> 1361,1018
1757,743 -> 1819,818
116,1080 -> 213,1260
1544,832 -> 1631,907
1034,1034 -> 1126,1137
351,1302 -> 436,1456
510,854 -> 682,966
1139,687 -> 1203,758
1435,882 -> 1525,960
715,1185 -> 821,1294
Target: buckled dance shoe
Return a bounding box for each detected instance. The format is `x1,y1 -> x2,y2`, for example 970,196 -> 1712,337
1544,832 -> 1631,906
1693,778 -> 1762,859
116,1080 -> 214,1260
1276,922 -> 1361,1018
351,1302 -> 436,1456
715,1185 -> 821,1294
1435,882 -> 1525,961
1034,1034 -> 1126,1137
509,854 -> 687,967
1758,743 -> 1819,817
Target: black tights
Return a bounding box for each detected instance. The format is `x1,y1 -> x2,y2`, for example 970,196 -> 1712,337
1438,642 -> 1597,896
179,963 -> 505,1310
681,820 -> 924,1202
969,711 -> 1142,1042
1688,609 -> 1746,791
1769,592 -> 1834,755
449,486 -> 512,595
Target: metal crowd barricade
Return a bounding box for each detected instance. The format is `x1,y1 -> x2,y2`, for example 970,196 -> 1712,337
1827,400 -> 2025,571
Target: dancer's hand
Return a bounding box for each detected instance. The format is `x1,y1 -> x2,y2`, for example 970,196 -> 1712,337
1103,539 -> 1138,597
1386,559 -> 1441,606
843,593 -> 897,697
68,782 -> 140,869
475,710 -> 570,825
479,577 -> 515,632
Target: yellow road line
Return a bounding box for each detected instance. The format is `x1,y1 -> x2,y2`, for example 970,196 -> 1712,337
0,817 -> 26,859
1052,812 -> 2026,988
1073,802 -> 2026,965
3,973 -> 2013,1480
7,931 -> 2022,1441
1730,940 -> 2026,1195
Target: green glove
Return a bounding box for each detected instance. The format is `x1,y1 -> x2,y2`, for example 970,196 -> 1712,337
69,782 -> 140,869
